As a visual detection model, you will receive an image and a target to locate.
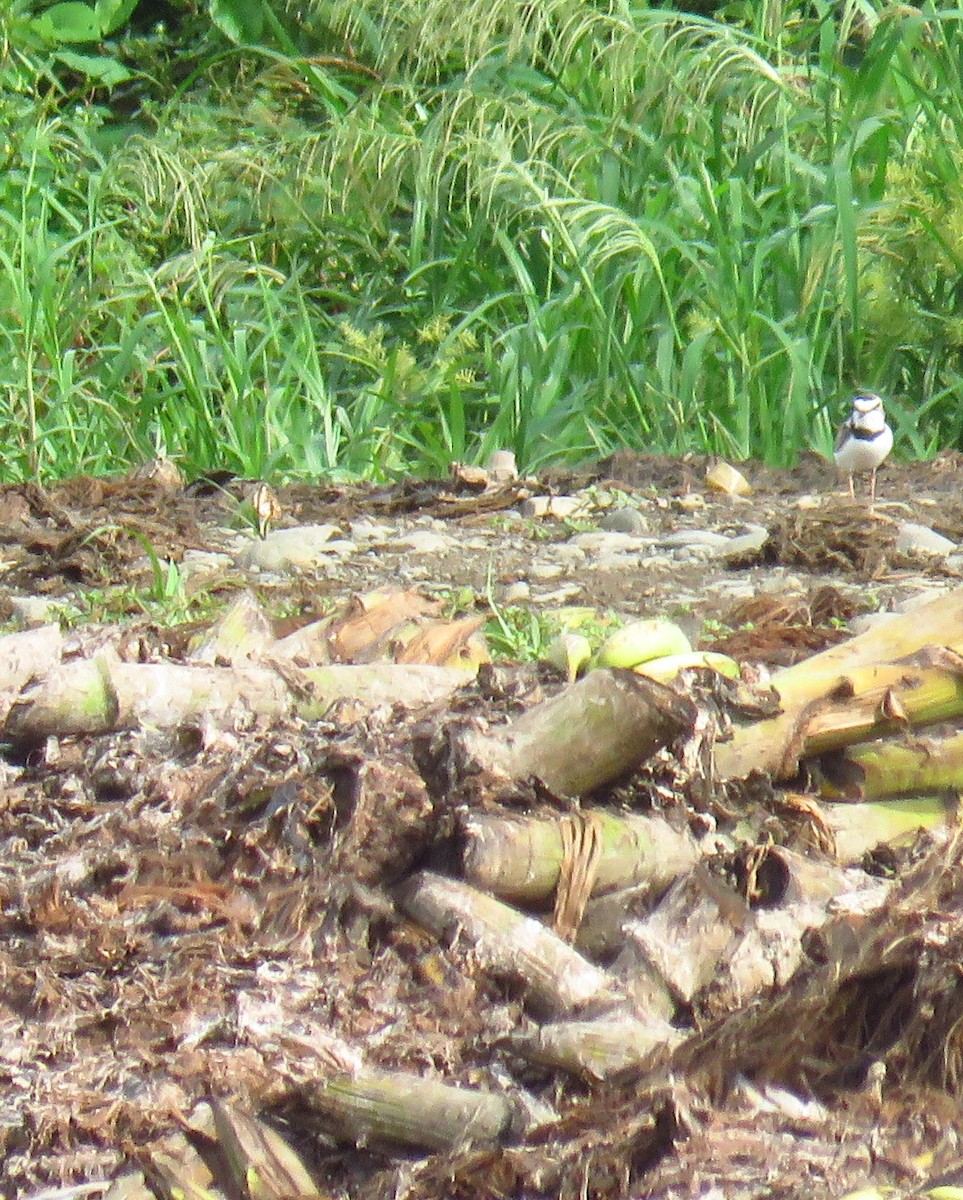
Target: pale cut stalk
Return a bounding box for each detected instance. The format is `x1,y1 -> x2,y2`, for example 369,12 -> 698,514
718,641 -> 963,781
397,871 -> 624,1017
823,795 -> 956,863
458,667 -> 694,797
513,1012 -> 683,1080
817,730 -> 963,801
311,1066 -> 513,1151
3,657 -> 470,740
461,810 -> 698,905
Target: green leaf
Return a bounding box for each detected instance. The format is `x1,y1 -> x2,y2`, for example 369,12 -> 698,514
209,0 -> 264,44
95,0 -> 140,36
31,2 -> 100,43
55,48 -> 132,84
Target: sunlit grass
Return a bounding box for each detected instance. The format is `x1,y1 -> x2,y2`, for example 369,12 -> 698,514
1,3 -> 962,481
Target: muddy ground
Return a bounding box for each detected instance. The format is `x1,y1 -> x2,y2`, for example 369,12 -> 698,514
5,450 -> 963,1200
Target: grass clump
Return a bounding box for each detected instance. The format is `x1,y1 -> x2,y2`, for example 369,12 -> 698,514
1,2 -> 962,481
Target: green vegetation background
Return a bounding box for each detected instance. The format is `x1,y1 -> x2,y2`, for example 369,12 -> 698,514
1,0 -> 959,483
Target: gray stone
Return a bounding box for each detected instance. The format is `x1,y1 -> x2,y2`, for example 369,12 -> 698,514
397,530 -> 457,554
598,507 -> 648,535
571,530 -> 644,555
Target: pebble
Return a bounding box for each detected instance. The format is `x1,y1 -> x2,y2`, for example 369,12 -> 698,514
397,530 -> 457,554
570,531 -> 644,555
519,496 -> 589,520
598,507 -> 648,535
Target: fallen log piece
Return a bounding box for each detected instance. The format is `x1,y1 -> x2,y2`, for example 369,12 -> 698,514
461,810 -> 698,906
718,643 -> 963,781
397,871 -> 625,1017
513,1012 -> 684,1081
816,729 -> 963,801
3,657 -> 469,740
457,668 -> 696,797
311,1066 -> 516,1152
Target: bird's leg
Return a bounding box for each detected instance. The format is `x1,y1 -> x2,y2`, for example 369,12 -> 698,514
848,474 -> 856,501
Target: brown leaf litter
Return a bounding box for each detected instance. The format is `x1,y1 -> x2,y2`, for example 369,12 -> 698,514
6,458 -> 963,1200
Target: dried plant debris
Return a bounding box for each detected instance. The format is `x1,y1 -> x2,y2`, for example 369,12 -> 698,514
12,467 -> 963,1200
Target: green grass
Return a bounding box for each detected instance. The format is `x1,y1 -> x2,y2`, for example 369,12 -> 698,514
2,2 -> 963,481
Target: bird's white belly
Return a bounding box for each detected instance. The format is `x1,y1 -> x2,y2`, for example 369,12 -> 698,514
835,426 -> 893,473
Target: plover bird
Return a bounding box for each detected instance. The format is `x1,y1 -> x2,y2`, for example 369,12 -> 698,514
834,391 -> 893,507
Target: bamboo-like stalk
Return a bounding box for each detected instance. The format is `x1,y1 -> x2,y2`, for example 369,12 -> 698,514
458,668 -> 695,797
397,871 -> 624,1017
817,730 -> 963,801
461,810 -> 698,905
311,1066 -> 514,1151
513,1012 -> 683,1080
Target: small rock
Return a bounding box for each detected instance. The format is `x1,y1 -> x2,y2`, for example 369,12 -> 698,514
895,521 -> 957,557
705,460 -> 753,496
570,531 -> 644,555
519,496 -> 588,520
237,524 -> 342,571
487,449 -> 518,482
398,530 -> 456,554
598,507 -> 648,535
659,530 -> 732,550
503,581 -> 531,603
675,493 -> 706,512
